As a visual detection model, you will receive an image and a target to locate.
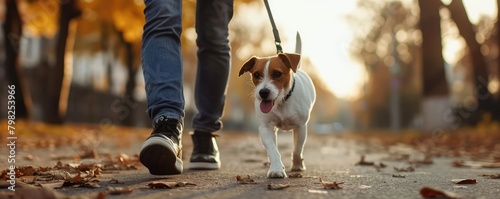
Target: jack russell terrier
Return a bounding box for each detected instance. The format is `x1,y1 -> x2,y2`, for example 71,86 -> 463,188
238,35 -> 316,178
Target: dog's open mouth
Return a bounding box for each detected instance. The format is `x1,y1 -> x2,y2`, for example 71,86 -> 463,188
260,100 -> 274,113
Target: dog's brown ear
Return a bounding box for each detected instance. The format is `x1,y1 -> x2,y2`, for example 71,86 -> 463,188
278,53 -> 301,73
239,56 -> 257,77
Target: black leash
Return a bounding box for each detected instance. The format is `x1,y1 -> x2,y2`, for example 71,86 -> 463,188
263,0 -> 283,54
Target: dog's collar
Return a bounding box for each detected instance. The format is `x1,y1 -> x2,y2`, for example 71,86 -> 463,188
283,78 -> 295,102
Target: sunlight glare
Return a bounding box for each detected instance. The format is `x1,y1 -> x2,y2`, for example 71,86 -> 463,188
270,0 -> 365,99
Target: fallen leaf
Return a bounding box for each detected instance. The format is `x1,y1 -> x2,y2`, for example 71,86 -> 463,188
20,176 -> 36,184
110,178 -> 124,184
148,181 -> 196,189
79,182 -> 101,188
267,184 -> 290,190
394,166 -> 415,172
452,160 -> 500,168
243,158 -> 262,163
480,174 -> 500,179
319,178 -> 343,189
106,186 -> 133,195
392,174 -> 406,178
308,189 -> 328,194
236,175 -> 257,184
374,162 -> 387,172
288,173 -> 303,178
359,185 -> 372,189
451,179 -> 477,184
39,181 -> 65,189
356,155 -> 374,166
420,186 -> 462,199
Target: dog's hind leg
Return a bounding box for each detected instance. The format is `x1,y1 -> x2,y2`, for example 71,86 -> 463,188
291,125 -> 307,171
259,125 -> 286,178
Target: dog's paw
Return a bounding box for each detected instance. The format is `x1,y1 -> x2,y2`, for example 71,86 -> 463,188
267,169 -> 287,178
291,157 -> 306,171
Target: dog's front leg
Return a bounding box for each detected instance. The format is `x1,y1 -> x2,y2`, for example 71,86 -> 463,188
291,125 -> 307,171
259,125 -> 286,178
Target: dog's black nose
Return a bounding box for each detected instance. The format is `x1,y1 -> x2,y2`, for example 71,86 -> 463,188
259,88 -> 270,99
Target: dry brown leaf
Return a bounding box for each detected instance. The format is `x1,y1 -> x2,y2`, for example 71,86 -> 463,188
148,181 -> 196,189
110,178 -> 125,184
319,178 -> 343,189
288,173 -> 303,178
20,176 -> 36,184
267,184 -> 290,190
236,175 -> 257,184
394,166 -> 415,172
374,162 -> 387,172
60,172 -> 100,188
38,181 -> 65,189
392,174 -> 406,178
356,155 -> 374,166
451,179 -> 477,184
420,186 -> 461,199
480,174 -> 500,179
452,160 -> 500,168
106,186 -> 133,195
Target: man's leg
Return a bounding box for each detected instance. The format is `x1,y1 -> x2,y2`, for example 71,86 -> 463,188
190,0 -> 234,170
140,0 -> 184,175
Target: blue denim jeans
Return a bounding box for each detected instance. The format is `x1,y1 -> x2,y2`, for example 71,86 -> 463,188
142,0 -> 234,132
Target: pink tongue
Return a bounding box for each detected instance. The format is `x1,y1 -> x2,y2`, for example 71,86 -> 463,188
260,100 -> 273,113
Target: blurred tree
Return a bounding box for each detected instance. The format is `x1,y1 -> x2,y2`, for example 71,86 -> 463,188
447,0 -> 492,112
44,0 -> 81,124
496,0 -> 500,119
349,1 -> 421,128
418,0 -> 448,96
3,0 -> 32,118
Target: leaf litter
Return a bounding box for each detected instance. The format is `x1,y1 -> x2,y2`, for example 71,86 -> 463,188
480,174 -> 500,179
267,184 -> 290,190
319,178 -> 343,189
420,186 -> 462,199
236,175 -> 258,184
451,179 -> 477,184
148,181 -> 196,189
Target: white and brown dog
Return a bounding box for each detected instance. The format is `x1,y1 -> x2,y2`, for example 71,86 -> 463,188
238,36 -> 316,178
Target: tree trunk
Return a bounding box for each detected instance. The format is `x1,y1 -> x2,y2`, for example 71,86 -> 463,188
119,32 -> 138,126
3,0 -> 32,118
45,0 -> 80,124
447,0 -> 492,111
498,0 -> 500,79
418,0 -> 449,96
418,0 -> 451,131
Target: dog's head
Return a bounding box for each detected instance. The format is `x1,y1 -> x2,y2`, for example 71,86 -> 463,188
238,53 -> 301,113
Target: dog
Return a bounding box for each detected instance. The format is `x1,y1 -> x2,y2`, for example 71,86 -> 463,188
238,34 -> 316,178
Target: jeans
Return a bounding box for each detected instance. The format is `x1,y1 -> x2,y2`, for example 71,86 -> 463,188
142,0 -> 234,132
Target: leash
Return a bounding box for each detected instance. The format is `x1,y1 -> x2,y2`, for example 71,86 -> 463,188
263,0 -> 283,54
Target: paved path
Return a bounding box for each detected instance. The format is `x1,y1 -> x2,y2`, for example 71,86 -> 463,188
2,131 -> 500,199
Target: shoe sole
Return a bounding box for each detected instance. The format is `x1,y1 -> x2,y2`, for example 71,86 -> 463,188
189,162 -> 221,170
140,137 -> 183,175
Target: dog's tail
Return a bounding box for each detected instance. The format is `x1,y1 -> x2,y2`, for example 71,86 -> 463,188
295,32 -> 302,69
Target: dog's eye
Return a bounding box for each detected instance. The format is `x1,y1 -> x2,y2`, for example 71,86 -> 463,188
272,71 -> 282,78
253,72 -> 261,79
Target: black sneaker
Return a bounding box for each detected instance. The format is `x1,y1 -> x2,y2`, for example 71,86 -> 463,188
140,116 -> 183,175
189,131 -> 221,170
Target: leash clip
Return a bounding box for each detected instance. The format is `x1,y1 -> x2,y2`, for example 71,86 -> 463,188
275,41 -> 283,54
264,0 -> 283,54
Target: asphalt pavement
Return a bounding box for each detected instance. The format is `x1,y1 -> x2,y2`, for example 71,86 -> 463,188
2,130 -> 500,199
